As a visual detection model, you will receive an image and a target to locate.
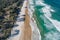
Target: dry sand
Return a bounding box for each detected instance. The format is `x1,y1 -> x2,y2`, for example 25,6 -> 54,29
20,0 -> 32,40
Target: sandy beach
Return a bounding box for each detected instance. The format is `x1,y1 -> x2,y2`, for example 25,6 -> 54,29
7,0 -> 40,40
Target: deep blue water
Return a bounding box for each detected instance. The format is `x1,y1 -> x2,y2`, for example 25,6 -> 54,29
44,0 -> 60,8
44,0 -> 60,21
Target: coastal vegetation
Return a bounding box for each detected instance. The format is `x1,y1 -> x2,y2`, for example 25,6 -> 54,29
0,0 -> 24,40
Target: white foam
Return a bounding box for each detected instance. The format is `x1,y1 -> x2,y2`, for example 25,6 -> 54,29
28,0 -> 41,40
41,0 -> 60,32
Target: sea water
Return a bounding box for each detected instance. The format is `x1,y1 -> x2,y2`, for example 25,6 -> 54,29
29,0 -> 60,40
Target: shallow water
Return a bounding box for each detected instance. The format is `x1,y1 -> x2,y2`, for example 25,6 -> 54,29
29,0 -> 60,40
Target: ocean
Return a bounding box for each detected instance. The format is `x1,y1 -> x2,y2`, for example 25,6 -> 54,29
29,0 -> 60,40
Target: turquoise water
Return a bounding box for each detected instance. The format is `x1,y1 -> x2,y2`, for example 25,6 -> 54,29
29,0 -> 60,40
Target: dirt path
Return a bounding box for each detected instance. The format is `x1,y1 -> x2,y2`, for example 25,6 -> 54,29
22,0 -> 32,40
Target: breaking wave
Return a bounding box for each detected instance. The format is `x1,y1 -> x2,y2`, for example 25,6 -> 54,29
29,0 -> 60,40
